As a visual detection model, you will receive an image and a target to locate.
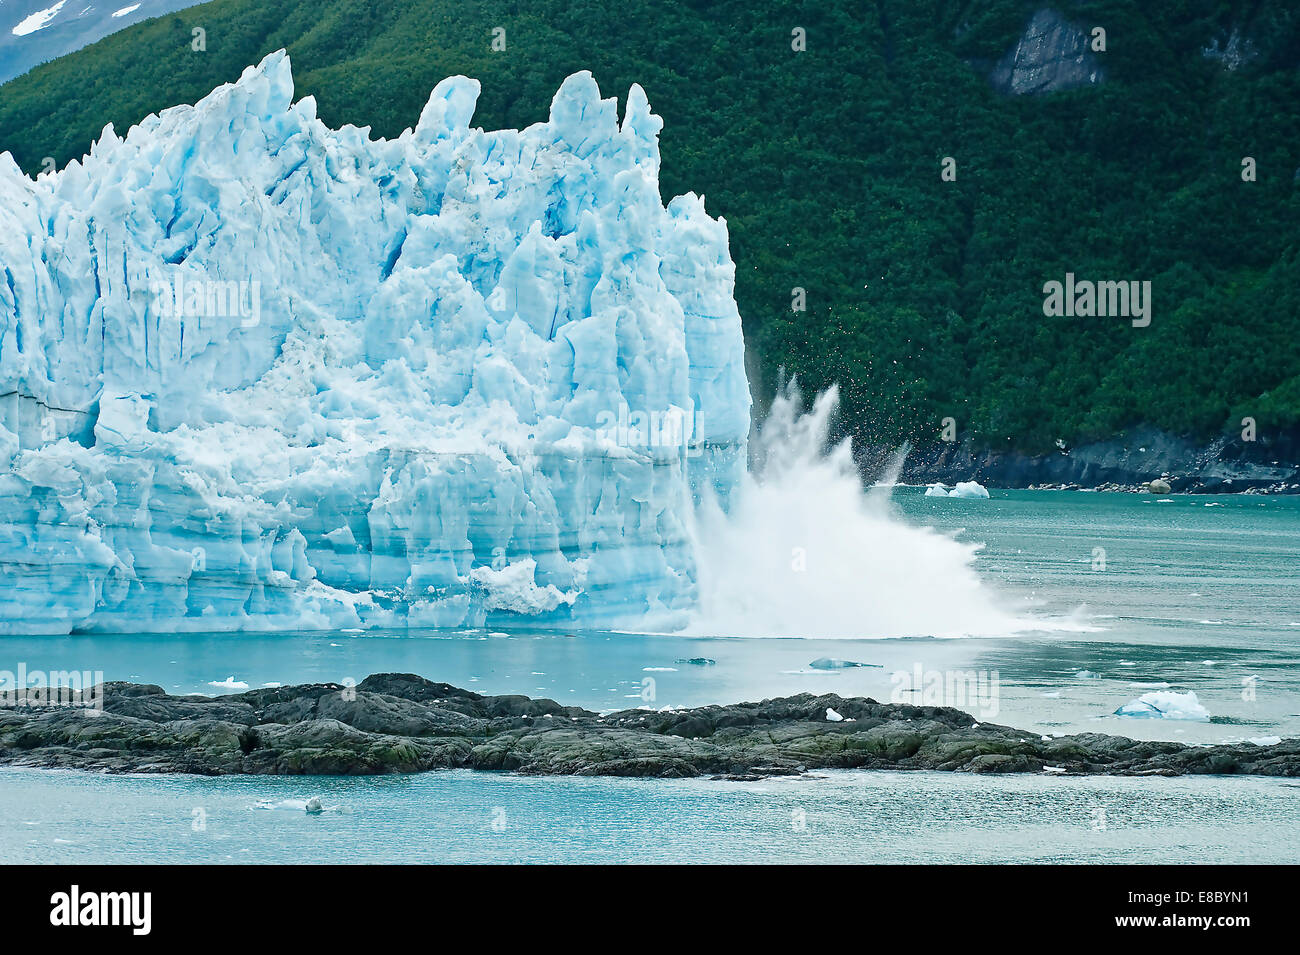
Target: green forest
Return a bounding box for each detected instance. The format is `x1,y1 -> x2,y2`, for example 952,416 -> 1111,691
1,0 -> 1297,453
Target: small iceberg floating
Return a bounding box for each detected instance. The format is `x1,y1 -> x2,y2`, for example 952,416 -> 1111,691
808,657 -> 882,670
924,481 -> 990,499
253,797 -> 341,814
1114,690 -> 1210,722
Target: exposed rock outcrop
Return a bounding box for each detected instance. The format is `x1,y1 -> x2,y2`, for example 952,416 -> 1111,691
1203,27 -> 1259,71
869,426 -> 1300,493
1,674 -> 1295,779
990,8 -> 1105,95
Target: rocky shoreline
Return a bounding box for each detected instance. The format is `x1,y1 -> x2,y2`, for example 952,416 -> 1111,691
1,674 -> 1296,779
865,426 -> 1300,494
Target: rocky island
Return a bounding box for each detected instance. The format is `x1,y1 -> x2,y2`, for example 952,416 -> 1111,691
1,673 -> 1295,779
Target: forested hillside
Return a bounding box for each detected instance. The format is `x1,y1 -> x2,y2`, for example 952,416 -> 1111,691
1,0 -> 1297,453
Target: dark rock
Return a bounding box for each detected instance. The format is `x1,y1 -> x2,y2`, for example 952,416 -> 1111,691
1203,27 -> 1258,71
989,8 -> 1104,96
866,424 -> 1300,493
2,675 -> 1295,779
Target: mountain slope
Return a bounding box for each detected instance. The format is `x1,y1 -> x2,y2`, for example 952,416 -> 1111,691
0,0 -> 1298,457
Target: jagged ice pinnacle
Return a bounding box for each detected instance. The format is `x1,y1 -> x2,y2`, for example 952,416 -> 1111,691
0,51 -> 750,633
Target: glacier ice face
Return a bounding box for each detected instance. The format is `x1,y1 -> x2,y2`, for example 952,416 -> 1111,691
0,51 -> 749,634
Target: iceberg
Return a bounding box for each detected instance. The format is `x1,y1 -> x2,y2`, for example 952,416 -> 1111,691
923,481 -> 989,498
807,657 -> 875,670
0,51 -> 749,634
1114,690 -> 1211,721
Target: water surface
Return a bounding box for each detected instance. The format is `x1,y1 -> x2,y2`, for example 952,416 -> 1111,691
3,766 -> 1295,864
2,489 -> 1297,863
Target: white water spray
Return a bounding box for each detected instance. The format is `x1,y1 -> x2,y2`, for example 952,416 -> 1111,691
687,381 -> 1035,639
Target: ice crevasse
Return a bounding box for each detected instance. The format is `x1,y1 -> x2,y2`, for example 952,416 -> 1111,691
0,51 -> 751,634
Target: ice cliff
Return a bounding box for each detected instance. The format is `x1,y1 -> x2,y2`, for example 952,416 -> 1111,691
0,51 -> 750,634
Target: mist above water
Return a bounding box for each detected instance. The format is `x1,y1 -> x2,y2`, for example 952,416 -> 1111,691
687,381 -> 1034,639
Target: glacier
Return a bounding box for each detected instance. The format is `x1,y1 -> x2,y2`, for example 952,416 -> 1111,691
0,50 -> 750,634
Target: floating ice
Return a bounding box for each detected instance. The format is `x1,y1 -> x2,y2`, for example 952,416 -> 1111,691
254,797 -> 340,813
808,657 -> 877,670
0,51 -> 749,634
924,480 -> 989,498
1114,690 -> 1211,721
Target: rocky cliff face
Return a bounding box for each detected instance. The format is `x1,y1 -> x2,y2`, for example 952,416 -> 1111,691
874,427 -> 1300,493
1202,27 -> 1261,71
990,8 -> 1105,95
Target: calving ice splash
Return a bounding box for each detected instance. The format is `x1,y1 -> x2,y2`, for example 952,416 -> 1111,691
0,52 -> 1023,638
687,383 -> 1032,639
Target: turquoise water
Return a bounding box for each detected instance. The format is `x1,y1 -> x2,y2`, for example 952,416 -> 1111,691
2,767 -> 1296,864
1,489 -> 1297,863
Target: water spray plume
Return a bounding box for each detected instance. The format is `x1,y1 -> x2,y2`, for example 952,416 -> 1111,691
688,379 -> 1035,638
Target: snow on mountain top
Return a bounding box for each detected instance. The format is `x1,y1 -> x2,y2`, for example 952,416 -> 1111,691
12,0 -> 68,37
